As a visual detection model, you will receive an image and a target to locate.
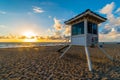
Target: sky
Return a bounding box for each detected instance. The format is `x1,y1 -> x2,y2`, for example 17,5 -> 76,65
0,0 -> 120,42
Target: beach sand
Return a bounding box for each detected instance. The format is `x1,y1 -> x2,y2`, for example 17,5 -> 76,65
0,44 -> 120,80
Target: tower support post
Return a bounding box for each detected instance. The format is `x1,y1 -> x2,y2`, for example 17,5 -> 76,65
84,19 -> 92,71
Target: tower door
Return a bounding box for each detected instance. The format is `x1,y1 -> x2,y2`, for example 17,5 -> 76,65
87,21 -> 98,46
87,21 -> 98,35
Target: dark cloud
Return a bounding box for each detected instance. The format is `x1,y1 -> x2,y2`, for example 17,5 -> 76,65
115,26 -> 120,33
100,28 -> 112,34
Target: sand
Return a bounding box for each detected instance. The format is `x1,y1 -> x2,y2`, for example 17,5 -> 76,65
0,44 -> 120,80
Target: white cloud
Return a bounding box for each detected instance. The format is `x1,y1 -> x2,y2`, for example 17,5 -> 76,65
64,25 -> 71,36
99,2 -> 114,14
0,25 -> 6,28
54,31 -> 62,38
45,18 -> 65,39
0,11 -> 6,14
100,23 -> 113,34
46,28 -> 54,35
99,2 -> 120,42
47,28 -> 51,33
99,28 -> 120,42
33,6 -> 44,13
46,18 -> 71,39
53,18 -> 63,31
115,8 -> 120,13
48,16 -> 52,18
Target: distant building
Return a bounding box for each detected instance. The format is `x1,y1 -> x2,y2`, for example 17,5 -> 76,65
65,9 -> 107,46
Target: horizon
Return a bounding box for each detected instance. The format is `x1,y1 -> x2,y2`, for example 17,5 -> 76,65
0,0 -> 120,42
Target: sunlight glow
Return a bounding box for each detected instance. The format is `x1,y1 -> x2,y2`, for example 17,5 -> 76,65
22,31 -> 38,42
23,39 -> 37,42
23,31 -> 36,38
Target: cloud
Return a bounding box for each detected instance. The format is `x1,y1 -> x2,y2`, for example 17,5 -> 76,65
0,11 -> 6,14
101,28 -> 111,34
45,18 -> 65,39
115,26 -> 120,33
53,18 -> 63,31
99,2 -> 114,14
33,6 -> 44,13
99,2 -> 120,28
46,28 -> 54,35
0,25 -> 8,36
48,16 -> 52,18
46,18 -> 70,39
100,24 -> 111,34
53,18 -> 63,38
64,25 -> 71,36
115,8 -> 120,13
54,31 -> 62,38
47,29 -> 52,33
99,2 -> 120,42
99,28 -> 120,42
99,2 -> 120,27
0,25 -> 6,28
46,28 -> 62,39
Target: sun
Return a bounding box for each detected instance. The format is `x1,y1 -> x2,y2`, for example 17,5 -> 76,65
23,31 -> 36,38
22,31 -> 38,42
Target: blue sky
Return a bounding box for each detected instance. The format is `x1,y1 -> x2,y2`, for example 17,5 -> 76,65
0,0 -> 120,41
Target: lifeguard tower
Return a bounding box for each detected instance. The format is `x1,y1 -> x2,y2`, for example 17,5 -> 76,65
65,9 -> 106,46
58,9 -> 113,71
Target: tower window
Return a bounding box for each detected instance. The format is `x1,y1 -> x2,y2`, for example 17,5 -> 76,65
87,22 -> 97,34
72,21 -> 84,35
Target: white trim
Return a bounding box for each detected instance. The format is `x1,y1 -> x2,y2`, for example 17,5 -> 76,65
71,34 -> 85,38
66,11 -> 106,24
89,12 -> 106,22
66,11 -> 89,24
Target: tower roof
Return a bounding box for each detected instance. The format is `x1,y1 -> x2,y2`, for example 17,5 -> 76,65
65,9 -> 107,25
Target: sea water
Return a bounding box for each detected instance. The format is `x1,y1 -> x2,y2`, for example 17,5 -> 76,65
0,42 -> 119,48
0,42 -> 66,48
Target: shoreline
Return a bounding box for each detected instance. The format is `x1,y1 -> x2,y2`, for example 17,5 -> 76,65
0,43 -> 119,49
0,43 -> 68,49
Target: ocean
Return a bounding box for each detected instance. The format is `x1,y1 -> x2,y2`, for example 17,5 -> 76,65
0,42 -> 119,48
0,42 -> 66,48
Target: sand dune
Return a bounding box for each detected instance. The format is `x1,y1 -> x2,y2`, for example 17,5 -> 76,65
0,44 -> 120,80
